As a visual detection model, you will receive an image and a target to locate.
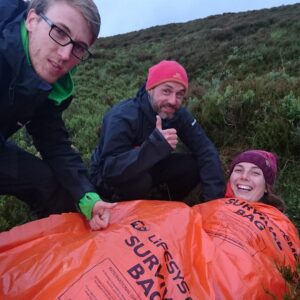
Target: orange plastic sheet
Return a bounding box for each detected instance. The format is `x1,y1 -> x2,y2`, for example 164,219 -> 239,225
194,198 -> 299,299
0,199 -> 299,300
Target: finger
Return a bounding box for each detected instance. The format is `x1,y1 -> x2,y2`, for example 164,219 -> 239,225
92,201 -> 117,214
156,115 -> 162,130
168,137 -> 178,145
165,133 -> 178,142
167,134 -> 178,148
89,213 -> 109,230
89,218 -> 97,230
170,140 -> 177,149
96,210 -> 110,228
164,128 -> 177,134
96,201 -> 118,209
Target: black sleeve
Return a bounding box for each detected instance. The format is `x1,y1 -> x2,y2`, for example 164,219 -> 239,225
95,109 -> 172,185
26,99 -> 95,201
0,0 -> 27,30
178,109 -> 225,200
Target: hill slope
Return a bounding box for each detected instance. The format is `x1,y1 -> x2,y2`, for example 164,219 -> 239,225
1,4 -> 299,232
68,3 -> 300,228
71,3 -> 300,155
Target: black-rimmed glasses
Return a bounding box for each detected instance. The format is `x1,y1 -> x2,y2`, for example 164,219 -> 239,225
39,13 -> 91,61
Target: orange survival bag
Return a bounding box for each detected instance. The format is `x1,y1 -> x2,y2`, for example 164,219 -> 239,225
0,199 -> 299,299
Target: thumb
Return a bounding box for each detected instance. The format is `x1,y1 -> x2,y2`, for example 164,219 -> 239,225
93,201 -> 117,213
156,115 -> 162,130
100,201 -> 118,208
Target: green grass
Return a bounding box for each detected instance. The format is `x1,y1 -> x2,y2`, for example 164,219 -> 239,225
1,3 -> 300,234
278,159 -> 300,228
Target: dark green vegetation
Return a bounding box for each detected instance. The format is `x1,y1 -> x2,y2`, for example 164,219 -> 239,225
1,4 -> 300,233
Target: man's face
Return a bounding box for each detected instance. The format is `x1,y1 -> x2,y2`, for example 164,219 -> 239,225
148,82 -> 186,119
25,2 -> 93,83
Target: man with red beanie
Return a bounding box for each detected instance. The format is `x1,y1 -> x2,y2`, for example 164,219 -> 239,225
90,60 -> 225,203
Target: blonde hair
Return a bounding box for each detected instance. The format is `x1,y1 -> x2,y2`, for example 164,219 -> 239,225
27,0 -> 100,42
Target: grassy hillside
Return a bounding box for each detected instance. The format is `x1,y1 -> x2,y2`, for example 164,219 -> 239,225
1,4 -> 300,232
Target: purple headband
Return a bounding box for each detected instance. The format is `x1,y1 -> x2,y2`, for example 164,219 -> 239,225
229,150 -> 278,186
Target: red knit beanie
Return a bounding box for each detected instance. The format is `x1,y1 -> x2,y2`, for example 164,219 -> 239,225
145,60 -> 188,91
229,150 -> 278,186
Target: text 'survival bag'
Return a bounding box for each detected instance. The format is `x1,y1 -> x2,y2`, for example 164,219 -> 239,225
0,199 -> 299,299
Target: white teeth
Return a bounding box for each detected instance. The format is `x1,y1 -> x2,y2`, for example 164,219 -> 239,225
237,184 -> 252,191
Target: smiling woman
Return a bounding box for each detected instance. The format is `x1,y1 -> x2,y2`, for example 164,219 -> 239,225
225,149 -> 286,212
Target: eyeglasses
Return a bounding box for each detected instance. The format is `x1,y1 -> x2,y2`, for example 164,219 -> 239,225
39,13 -> 91,61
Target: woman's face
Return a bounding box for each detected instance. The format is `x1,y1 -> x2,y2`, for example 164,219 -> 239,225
230,162 -> 266,202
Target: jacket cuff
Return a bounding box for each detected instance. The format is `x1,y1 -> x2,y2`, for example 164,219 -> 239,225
79,192 -> 102,220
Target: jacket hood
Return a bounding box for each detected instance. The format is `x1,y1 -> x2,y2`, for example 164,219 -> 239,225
0,0 -> 28,33
0,0 -> 51,96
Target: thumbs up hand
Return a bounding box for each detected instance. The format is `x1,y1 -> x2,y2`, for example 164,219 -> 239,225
156,115 -> 178,150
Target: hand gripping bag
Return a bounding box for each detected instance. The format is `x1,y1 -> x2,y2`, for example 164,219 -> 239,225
0,200 -> 215,300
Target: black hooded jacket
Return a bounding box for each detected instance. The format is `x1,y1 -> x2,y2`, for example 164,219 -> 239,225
0,0 -> 95,201
91,85 -> 225,201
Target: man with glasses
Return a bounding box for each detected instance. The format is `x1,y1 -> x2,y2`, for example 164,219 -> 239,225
90,60 -> 225,203
0,0 -> 116,230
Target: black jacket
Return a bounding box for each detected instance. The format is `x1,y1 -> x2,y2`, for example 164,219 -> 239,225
0,0 -> 95,201
91,85 -> 225,201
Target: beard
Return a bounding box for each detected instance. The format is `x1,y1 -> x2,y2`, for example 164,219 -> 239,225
148,94 -> 177,119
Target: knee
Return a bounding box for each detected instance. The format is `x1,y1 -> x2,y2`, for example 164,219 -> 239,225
30,161 -> 58,191
114,174 -> 153,200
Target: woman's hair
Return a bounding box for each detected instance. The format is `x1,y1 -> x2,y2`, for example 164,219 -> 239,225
260,184 -> 286,212
27,0 -> 101,42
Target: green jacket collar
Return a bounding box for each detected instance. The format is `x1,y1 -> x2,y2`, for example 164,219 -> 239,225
20,19 -> 75,105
